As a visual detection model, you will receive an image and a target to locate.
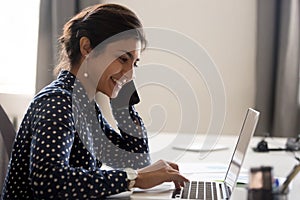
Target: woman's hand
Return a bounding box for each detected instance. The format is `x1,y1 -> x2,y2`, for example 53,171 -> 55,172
134,160 -> 189,189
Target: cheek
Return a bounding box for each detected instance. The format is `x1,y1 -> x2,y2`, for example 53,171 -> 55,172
101,63 -> 118,81
97,72 -> 110,91
87,60 -> 106,86
96,63 -> 120,95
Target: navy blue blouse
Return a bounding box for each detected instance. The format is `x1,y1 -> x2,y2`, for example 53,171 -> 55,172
1,70 -> 150,199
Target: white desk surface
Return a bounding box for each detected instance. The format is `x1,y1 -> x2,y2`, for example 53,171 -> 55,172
130,133 -> 300,200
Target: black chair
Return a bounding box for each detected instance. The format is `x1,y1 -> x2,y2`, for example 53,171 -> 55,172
0,105 -> 16,194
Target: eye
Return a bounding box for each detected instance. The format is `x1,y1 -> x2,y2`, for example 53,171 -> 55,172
134,60 -> 140,68
119,56 -> 128,63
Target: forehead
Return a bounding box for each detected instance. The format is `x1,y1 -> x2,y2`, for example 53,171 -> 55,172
105,38 -> 142,55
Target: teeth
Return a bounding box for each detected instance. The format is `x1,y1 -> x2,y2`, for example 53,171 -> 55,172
112,78 -> 125,86
116,80 -> 122,86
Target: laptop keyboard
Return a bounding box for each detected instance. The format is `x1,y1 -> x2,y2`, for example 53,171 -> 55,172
172,181 -> 231,200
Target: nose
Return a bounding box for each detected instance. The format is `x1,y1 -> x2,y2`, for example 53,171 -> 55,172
121,67 -> 135,85
126,68 -> 135,80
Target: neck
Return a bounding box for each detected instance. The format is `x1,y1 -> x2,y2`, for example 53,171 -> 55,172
70,65 -> 96,101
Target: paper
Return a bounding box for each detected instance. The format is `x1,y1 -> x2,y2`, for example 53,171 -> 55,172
106,191 -> 133,199
133,182 -> 174,193
173,143 -> 228,152
178,163 -> 249,184
178,163 -> 247,173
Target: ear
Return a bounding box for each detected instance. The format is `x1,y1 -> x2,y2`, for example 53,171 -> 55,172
79,37 -> 92,56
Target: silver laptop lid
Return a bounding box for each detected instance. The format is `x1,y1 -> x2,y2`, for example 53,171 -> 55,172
224,108 -> 260,191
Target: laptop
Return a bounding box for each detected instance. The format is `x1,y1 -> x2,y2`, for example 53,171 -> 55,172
171,108 -> 260,199
108,108 -> 259,199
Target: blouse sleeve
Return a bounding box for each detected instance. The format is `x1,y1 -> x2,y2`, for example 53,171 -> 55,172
97,103 -> 151,169
29,95 -> 129,199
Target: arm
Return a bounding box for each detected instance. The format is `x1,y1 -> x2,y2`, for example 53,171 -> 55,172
97,81 -> 151,169
29,95 -> 129,199
97,104 -> 151,169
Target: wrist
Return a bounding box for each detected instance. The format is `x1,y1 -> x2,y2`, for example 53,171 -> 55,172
124,168 -> 138,190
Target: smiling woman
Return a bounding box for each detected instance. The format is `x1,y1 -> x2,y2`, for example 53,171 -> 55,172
0,1 -> 40,95
1,3 -> 188,200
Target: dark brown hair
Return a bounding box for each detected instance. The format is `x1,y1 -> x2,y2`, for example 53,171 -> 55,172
54,3 -> 146,74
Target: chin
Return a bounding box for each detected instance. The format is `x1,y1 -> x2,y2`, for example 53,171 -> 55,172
110,85 -> 123,98
99,86 -> 118,98
110,94 -> 116,99
110,90 -> 120,99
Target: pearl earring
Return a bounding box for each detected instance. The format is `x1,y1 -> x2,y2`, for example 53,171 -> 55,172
83,54 -> 89,78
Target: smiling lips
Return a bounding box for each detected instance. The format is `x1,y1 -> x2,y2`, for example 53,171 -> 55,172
111,77 -> 128,88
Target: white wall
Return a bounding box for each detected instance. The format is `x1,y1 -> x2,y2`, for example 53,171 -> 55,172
1,0 -> 257,136
0,94 -> 33,129
99,0 -> 257,135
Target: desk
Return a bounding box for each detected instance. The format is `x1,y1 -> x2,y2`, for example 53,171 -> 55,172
131,133 -> 300,200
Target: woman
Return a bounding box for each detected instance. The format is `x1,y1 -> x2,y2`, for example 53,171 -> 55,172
1,3 -> 188,199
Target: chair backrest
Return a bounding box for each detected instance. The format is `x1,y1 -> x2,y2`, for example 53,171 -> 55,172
0,105 -> 16,156
0,105 -> 16,193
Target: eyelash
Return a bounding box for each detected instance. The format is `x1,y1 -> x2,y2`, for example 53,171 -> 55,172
134,61 -> 139,68
119,56 -> 128,63
118,56 -> 139,68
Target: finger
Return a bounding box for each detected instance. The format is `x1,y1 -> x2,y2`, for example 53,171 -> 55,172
172,179 -> 188,189
173,181 -> 181,189
180,180 -> 189,187
176,179 -> 188,188
166,161 -> 179,171
178,180 -> 185,188
168,171 -> 190,184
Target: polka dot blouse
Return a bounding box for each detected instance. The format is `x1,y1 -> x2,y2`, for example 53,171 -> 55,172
1,70 -> 151,199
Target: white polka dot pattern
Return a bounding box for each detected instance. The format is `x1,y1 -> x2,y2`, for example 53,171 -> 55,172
1,71 -> 150,199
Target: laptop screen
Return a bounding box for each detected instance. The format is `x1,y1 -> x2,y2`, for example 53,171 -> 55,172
224,108 -> 260,191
